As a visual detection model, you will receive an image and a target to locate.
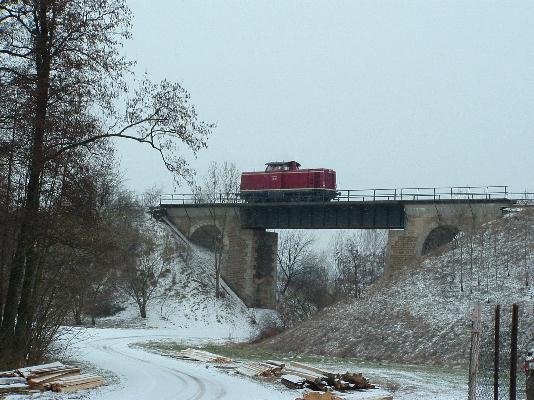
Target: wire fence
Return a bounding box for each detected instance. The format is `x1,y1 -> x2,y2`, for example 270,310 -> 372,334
472,304 -> 530,400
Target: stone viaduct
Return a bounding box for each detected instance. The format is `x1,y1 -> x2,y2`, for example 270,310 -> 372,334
155,197 -> 513,309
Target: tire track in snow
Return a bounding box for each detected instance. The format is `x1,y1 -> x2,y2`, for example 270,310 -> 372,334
76,330 -> 251,400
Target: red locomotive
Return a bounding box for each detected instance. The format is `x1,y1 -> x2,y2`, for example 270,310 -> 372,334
240,161 -> 337,202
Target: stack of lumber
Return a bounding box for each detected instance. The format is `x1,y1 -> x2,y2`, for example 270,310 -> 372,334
19,361 -> 81,390
49,373 -> 104,393
282,361 -> 375,392
296,391 -> 343,400
0,376 -> 31,395
165,347 -> 377,395
281,374 -> 306,389
235,361 -> 284,378
173,348 -> 232,363
296,390 -> 393,400
0,361 -> 103,396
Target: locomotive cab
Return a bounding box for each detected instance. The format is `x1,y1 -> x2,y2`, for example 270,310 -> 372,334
265,161 -> 300,172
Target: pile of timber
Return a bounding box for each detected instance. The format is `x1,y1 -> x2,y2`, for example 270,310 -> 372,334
296,391 -> 343,400
171,348 -> 377,395
297,392 -> 393,400
173,348 -> 233,363
0,361 -> 103,396
235,361 -> 284,378
0,376 -> 34,396
278,360 -> 375,392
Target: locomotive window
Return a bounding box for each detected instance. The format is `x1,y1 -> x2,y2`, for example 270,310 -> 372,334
265,165 -> 289,172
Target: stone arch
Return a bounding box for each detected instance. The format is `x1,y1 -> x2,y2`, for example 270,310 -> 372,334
189,224 -> 222,250
421,225 -> 460,256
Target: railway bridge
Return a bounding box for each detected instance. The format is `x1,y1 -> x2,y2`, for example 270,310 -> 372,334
153,186 -> 518,309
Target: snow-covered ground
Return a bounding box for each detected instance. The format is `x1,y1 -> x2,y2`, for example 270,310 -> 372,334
66,327 -> 295,400
37,234 -> 465,400
57,327 -> 462,400
51,226 -> 467,399
4,221 -> 478,399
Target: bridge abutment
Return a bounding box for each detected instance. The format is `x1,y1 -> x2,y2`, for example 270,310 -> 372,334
386,202 -> 510,270
164,206 -> 277,309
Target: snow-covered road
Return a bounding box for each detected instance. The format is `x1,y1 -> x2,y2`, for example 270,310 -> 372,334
68,328 -> 464,400
73,328 -> 295,400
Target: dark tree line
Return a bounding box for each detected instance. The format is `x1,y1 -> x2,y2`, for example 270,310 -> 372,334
276,230 -> 387,329
0,0 -> 212,368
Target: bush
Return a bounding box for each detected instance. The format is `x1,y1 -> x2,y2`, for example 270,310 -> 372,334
250,311 -> 284,343
92,301 -> 125,318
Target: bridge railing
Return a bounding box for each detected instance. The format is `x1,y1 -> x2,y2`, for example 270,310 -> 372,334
333,186 -> 511,202
159,186 -> 534,205
160,192 -> 243,205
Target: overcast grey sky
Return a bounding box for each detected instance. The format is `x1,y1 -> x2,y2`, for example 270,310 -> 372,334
117,0 -> 533,194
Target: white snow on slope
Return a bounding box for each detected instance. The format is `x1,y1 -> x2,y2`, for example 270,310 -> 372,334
262,208 -> 534,367
95,238 -> 273,341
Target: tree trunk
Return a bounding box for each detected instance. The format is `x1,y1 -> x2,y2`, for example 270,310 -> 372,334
214,249 -> 220,298
0,121 -> 17,324
140,302 -> 147,318
0,0 -> 51,365
73,307 -> 83,325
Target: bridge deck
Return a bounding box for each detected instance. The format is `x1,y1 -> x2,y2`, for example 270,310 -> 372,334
158,198 -> 515,230
240,201 -> 405,229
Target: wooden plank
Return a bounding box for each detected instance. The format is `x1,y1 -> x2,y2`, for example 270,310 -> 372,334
28,368 -> 80,385
290,361 -> 330,376
0,383 -> 30,393
235,361 -> 279,378
280,374 -> 305,389
54,378 -> 103,388
0,377 -> 27,385
235,366 -> 259,378
52,373 -> 102,385
176,348 -> 232,363
283,367 -> 322,381
265,360 -> 286,368
300,391 -> 343,400
17,361 -> 64,378
53,379 -> 103,393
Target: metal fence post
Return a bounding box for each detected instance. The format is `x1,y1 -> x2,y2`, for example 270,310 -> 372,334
510,303 -> 519,400
468,305 -> 482,400
494,305 -> 500,400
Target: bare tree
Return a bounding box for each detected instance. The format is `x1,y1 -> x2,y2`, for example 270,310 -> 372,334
277,251 -> 331,329
331,230 -> 386,300
0,0 -> 212,366
118,216 -> 176,319
276,230 -> 316,297
194,161 -> 240,298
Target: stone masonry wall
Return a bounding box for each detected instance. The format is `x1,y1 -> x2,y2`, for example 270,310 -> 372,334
386,202 -> 510,271
165,206 -> 277,308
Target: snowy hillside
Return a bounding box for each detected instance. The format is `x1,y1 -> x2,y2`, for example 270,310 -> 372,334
261,207 -> 534,366
96,237 -> 265,342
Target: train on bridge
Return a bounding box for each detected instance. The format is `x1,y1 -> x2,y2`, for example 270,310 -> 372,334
239,161 -> 338,202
